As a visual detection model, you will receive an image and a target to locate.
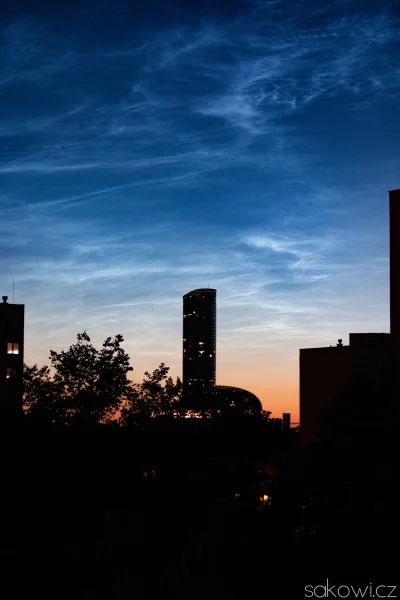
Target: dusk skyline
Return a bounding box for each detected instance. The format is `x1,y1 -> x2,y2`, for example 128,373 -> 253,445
1,0 -> 400,419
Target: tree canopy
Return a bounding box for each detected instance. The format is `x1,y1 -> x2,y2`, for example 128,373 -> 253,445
120,363 -> 182,427
23,332 -> 182,428
24,332 -> 134,426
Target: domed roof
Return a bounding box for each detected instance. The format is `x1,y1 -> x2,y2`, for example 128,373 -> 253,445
213,385 -> 262,413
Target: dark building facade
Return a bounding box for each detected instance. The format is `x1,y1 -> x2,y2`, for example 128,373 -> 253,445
0,295 -> 24,418
182,288 -> 216,392
299,189 -> 399,446
390,189 -> 400,344
300,334 -> 391,446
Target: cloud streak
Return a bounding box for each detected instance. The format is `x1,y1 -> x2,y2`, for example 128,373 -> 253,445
0,0 -> 397,418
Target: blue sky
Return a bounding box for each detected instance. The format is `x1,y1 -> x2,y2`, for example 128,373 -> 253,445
1,0 -> 399,418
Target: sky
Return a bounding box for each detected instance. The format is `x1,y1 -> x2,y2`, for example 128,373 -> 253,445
1,0 -> 400,420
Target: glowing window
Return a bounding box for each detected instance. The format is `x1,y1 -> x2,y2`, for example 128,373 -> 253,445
7,343 -> 19,355
198,342 -> 204,345
6,367 -> 17,379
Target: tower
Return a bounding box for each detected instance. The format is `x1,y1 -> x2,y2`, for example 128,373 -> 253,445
182,288 -> 216,396
0,295 -> 25,419
389,189 -> 400,343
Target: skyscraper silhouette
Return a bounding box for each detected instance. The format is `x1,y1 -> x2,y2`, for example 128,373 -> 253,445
182,288 -> 216,395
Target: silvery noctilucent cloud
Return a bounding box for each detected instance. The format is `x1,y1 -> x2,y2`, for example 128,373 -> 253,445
1,0 -> 399,419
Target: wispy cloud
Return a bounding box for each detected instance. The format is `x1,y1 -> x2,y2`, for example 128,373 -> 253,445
0,0 -> 397,417
2,2 -> 398,178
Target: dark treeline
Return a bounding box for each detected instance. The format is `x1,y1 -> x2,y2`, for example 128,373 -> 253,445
0,332 -> 396,596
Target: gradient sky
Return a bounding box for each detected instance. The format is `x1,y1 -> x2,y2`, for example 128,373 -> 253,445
1,0 -> 400,420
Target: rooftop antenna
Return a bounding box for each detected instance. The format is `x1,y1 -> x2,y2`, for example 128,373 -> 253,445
13,278 -> 14,303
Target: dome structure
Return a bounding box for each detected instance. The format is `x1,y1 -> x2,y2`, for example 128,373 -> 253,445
212,385 -> 262,414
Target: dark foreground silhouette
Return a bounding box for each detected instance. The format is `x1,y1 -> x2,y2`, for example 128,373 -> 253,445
0,413 -> 395,598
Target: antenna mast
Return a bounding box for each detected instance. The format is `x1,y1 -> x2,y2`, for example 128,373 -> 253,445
13,278 -> 14,303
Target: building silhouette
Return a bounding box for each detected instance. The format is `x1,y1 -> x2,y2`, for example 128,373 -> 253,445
182,288 -> 216,393
300,333 -> 391,445
211,385 -> 262,414
0,295 -> 24,419
299,190 -> 399,446
390,190 -> 400,343
181,288 -> 263,414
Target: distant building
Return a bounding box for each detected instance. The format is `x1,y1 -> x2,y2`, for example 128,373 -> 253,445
299,189 -> 400,446
0,295 -> 24,419
182,287 -> 262,414
282,413 -> 291,428
212,385 -> 262,414
182,288 -> 216,392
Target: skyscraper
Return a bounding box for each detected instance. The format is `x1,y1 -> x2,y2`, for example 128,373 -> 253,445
182,288 -> 216,392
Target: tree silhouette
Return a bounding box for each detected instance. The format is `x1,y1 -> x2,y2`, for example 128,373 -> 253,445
23,363 -> 56,424
120,363 -> 182,426
23,331 -> 134,426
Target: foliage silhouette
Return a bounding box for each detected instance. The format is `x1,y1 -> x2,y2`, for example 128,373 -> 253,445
120,363 -> 182,427
23,331 -> 134,426
23,332 -> 183,427
23,363 -> 56,424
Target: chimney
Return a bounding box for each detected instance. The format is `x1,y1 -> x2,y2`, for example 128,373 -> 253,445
2,296 -> 8,303
389,190 -> 400,342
